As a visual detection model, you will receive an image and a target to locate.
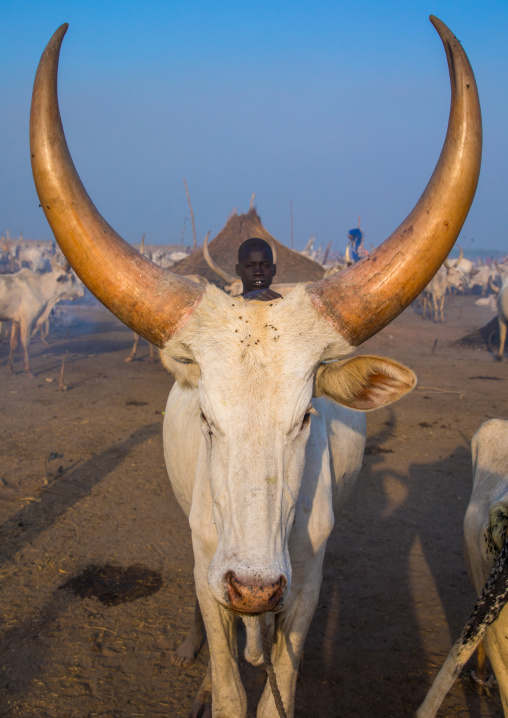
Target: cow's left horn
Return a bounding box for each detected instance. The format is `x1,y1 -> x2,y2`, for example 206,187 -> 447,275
307,16 -> 482,346
30,24 -> 204,348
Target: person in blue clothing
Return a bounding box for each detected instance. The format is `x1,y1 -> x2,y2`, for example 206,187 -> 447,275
347,228 -> 364,263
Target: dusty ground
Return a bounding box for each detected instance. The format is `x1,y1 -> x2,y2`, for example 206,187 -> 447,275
0,292 -> 507,718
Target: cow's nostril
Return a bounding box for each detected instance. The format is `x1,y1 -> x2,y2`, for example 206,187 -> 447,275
225,571 -> 286,613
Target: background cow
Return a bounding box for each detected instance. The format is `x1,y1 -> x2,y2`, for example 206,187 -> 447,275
0,263 -> 83,375
464,419 -> 508,715
489,275 -> 508,360
421,256 -> 466,323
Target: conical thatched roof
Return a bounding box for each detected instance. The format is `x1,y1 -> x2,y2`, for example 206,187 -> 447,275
170,208 -> 325,284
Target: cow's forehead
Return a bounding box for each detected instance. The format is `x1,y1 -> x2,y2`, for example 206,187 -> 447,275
172,284 -> 352,376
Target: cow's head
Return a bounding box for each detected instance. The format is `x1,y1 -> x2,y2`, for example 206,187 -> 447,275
161,285 -> 416,611
29,17 -> 481,612
54,265 -> 85,302
442,264 -> 467,293
443,247 -> 467,292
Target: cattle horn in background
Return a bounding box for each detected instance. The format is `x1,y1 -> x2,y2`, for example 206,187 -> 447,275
202,232 -> 237,283
269,240 -> 277,265
29,24 -> 204,348
444,245 -> 463,270
307,15 -> 482,346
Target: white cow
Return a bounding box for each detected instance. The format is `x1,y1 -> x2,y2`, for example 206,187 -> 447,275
323,262 -> 347,278
464,419 -> 508,713
467,263 -> 501,297
489,276 -> 508,360
421,260 -> 466,322
416,419 -> 508,718
161,289 -> 416,715
0,265 -> 83,375
15,243 -> 51,272
29,16 -> 481,717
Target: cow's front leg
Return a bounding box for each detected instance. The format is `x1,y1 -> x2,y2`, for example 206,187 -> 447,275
195,575 -> 247,717
189,660 -> 212,718
256,574 -> 323,718
20,320 -> 34,376
8,322 -> 19,374
125,332 -> 139,362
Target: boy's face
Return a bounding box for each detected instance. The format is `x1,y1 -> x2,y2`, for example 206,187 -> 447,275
236,248 -> 276,294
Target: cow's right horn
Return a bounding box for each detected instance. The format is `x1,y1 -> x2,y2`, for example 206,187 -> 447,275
30,24 -> 204,348
307,16 -> 482,347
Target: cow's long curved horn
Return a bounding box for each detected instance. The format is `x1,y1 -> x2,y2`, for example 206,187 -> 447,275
307,16 -> 482,346
30,24 -> 204,348
489,276 -> 500,295
270,240 -> 277,265
202,232 -> 237,283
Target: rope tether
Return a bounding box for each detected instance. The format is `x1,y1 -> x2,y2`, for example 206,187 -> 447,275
259,612 -> 287,718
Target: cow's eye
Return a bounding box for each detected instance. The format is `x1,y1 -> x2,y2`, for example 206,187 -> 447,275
300,405 -> 316,430
200,411 -> 213,435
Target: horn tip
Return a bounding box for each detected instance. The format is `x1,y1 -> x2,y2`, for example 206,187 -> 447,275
429,15 -> 450,37
429,16 -> 460,47
55,22 -> 69,38
44,23 -> 69,53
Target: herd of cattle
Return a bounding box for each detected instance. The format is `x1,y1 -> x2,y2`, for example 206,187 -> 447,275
1,233 -> 507,376
3,237 -> 508,715
2,14 -> 508,718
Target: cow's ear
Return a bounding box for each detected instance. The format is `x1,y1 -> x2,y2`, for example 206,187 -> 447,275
314,355 -> 416,411
160,352 -> 200,389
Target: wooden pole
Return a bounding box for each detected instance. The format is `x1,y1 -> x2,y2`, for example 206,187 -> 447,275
59,350 -> 69,391
181,216 -> 188,245
322,240 -> 332,265
183,178 -> 197,252
250,193 -> 255,210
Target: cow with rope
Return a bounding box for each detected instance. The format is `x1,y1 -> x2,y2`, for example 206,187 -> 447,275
30,16 -> 481,717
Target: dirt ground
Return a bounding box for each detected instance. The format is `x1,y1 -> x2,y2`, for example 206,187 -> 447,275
1,291 -> 507,718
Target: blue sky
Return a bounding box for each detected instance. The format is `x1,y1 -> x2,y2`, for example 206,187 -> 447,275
2,0 -> 507,254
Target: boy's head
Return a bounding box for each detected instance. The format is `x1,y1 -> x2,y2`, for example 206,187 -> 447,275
236,238 -> 276,295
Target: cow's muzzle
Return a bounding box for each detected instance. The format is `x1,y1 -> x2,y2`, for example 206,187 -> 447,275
225,571 -> 286,614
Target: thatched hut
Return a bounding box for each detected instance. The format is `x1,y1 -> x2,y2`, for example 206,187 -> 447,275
170,208 -> 325,284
